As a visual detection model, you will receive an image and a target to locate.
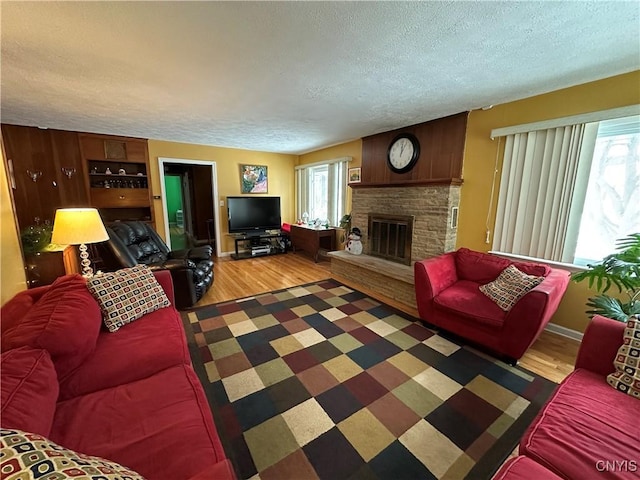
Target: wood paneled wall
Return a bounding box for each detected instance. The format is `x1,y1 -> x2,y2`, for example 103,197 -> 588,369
1,124 -> 88,230
357,112 -> 468,188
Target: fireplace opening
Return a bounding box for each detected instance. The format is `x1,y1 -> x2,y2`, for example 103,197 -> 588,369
368,213 -> 414,265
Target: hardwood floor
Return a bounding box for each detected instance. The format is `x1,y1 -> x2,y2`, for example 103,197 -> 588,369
196,253 -> 580,384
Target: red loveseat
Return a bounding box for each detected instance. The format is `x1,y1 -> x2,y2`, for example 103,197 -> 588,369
494,315 -> 640,479
0,271 -> 234,480
414,248 -> 570,362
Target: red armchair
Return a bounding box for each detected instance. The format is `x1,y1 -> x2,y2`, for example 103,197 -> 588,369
414,248 -> 570,362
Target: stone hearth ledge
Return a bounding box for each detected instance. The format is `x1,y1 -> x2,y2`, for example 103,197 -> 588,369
328,250 -> 416,309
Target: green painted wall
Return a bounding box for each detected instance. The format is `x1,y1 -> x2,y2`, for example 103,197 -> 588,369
165,175 -> 183,224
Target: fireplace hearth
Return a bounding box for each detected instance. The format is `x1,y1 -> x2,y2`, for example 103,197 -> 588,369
368,213 -> 414,265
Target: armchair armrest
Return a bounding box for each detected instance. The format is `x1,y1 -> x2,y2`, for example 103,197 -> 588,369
149,261 -> 198,310
414,253 -> 458,322
414,253 -> 458,299
575,315 -> 624,376
501,267 -> 570,359
152,270 -> 175,305
148,258 -> 197,271
169,245 -> 213,262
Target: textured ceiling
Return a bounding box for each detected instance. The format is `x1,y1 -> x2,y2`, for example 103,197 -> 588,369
1,1 -> 639,155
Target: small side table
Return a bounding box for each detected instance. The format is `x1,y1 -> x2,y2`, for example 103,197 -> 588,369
290,225 -> 336,262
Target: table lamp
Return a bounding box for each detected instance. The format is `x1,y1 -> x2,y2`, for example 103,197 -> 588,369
51,208 -> 109,277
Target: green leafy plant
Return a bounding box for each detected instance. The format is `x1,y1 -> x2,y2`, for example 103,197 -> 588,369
571,233 -> 640,321
20,223 -> 53,255
338,214 -> 352,245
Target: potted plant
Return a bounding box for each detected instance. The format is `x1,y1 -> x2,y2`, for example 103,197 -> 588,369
337,213 -> 352,246
571,232 -> 640,321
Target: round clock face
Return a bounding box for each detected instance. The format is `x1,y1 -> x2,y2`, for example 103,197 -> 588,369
387,134 -> 420,173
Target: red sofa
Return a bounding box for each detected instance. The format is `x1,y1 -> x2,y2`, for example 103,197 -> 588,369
494,315 -> 640,479
0,271 -> 234,480
414,248 -> 570,362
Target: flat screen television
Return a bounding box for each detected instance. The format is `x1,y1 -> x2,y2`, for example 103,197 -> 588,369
227,196 -> 281,234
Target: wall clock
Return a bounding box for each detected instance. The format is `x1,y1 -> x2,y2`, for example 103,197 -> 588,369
387,133 -> 420,173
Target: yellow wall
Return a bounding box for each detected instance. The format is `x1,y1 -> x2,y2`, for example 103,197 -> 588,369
146,140 -> 297,253
457,70 -> 640,333
0,148 -> 28,304
298,139 -> 362,216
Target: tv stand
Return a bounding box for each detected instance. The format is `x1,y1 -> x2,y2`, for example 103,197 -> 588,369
229,232 -> 288,260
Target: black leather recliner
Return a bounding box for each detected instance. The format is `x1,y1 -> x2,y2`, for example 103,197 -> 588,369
101,221 -> 214,310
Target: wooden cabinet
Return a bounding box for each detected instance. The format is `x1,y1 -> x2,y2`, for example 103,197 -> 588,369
78,133 -> 153,224
290,225 -> 336,262
1,124 -> 88,231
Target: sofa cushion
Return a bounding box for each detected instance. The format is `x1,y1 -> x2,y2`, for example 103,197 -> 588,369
0,289 -> 41,337
0,347 -> 58,437
511,260 -> 550,277
455,248 -> 510,283
51,364 -> 229,480
607,316 -> 640,398
1,275 -> 102,381
87,264 -> 170,332
454,248 -> 549,283
433,280 -> 506,328
0,428 -> 144,479
520,368 -> 640,480
479,265 -> 544,311
58,305 -> 190,400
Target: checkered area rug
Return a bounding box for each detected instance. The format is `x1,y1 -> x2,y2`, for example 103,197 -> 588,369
182,279 -> 556,480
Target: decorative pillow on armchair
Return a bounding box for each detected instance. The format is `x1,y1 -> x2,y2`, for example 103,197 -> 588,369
607,316 -> 640,399
0,428 -> 145,479
87,265 -> 170,333
479,265 -> 544,311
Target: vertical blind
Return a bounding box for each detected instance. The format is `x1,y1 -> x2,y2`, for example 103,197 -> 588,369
493,123 -> 598,262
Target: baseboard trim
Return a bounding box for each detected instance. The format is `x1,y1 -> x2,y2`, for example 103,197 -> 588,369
544,322 -> 583,341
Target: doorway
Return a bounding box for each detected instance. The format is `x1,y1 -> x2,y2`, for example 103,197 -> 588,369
158,158 -> 220,257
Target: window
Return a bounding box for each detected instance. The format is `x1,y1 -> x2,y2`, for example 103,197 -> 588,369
492,112 -> 639,266
573,116 -> 640,264
296,157 -> 350,226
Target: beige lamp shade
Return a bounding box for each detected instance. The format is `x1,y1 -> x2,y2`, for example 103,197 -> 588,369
51,208 -> 109,245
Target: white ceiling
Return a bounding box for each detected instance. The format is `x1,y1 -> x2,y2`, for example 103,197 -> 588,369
1,1 -> 639,155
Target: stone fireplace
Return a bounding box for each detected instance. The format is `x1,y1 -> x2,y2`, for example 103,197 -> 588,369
330,184 -> 460,308
354,185 -> 460,262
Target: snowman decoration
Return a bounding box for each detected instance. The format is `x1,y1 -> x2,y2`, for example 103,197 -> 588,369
345,227 -> 363,255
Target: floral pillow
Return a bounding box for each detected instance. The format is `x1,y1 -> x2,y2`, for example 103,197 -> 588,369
86,265 -> 170,333
0,428 -> 145,479
479,265 -> 545,311
607,316 -> 640,399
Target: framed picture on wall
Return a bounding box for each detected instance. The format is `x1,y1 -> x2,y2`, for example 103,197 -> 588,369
240,165 -> 268,193
348,167 -> 361,184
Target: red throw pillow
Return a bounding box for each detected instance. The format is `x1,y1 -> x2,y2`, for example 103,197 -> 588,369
0,347 -> 59,436
1,275 -> 102,381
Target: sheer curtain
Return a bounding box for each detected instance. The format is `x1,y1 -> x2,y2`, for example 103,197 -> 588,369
493,123 -> 598,262
296,157 -> 350,226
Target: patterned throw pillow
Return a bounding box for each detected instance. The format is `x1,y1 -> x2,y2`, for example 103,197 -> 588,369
479,265 -> 545,312
607,316 -> 640,399
86,265 -> 170,333
0,428 -> 145,479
